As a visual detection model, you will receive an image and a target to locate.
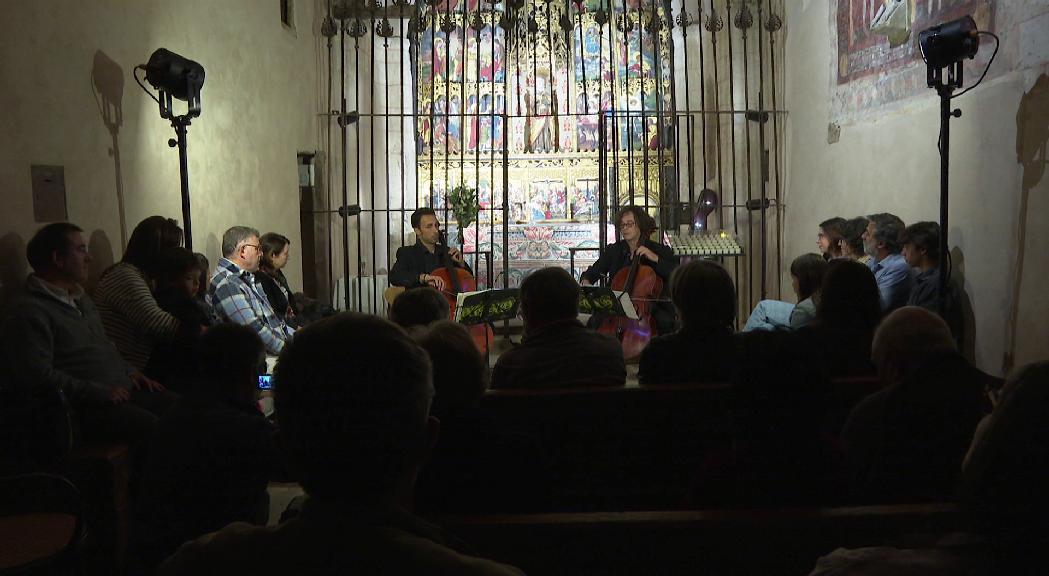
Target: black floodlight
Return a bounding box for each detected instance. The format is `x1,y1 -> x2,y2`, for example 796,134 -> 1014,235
144,48 -> 205,117
919,16 -> 979,70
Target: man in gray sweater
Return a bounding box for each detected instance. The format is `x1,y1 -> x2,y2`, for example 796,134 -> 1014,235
2,222 -> 173,444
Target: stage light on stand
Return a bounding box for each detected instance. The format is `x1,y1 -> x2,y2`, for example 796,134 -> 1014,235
135,48 -> 206,250
917,15 -> 998,313
919,16 -> 979,71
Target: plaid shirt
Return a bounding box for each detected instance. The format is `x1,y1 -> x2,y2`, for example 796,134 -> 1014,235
208,258 -> 294,355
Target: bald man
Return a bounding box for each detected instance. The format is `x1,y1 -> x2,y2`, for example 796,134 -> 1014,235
842,307 -> 997,502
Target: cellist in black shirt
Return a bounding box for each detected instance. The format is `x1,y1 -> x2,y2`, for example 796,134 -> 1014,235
390,208 -> 471,291
580,206 -> 678,334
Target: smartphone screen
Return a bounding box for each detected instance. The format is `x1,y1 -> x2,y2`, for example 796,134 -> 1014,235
258,374 -> 273,390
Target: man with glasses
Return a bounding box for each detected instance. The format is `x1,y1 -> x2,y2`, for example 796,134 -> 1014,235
209,226 -> 295,355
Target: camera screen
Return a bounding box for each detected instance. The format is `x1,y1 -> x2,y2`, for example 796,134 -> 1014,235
258,374 -> 273,390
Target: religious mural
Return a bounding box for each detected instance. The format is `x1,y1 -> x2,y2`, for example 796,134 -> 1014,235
832,0 -> 995,124
413,0 -> 674,220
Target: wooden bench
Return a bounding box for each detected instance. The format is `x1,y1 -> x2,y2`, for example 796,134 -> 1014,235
440,503 -> 965,576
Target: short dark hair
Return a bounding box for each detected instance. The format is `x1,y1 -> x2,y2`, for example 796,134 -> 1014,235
615,205 -> 657,237
198,323 -> 265,398
153,247 -> 199,291
274,313 -> 432,500
411,208 -> 437,229
412,320 -> 487,419
899,221 -> 940,263
670,260 -> 736,329
790,253 -> 829,302
26,222 -> 83,273
866,213 -> 905,254
389,287 -> 449,329
839,217 -> 869,256
123,216 -> 183,273
259,233 -> 291,271
816,259 -> 882,338
520,267 -> 579,326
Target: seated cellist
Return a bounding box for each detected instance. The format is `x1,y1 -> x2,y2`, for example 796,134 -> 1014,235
580,206 -> 678,334
390,208 -> 471,292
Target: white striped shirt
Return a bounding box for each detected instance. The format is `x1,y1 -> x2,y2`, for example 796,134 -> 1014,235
93,262 -> 180,370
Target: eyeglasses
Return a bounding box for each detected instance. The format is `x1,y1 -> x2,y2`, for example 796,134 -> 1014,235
619,220 -> 637,229
242,243 -> 261,252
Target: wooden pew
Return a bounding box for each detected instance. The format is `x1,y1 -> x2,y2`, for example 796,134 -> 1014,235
440,503 -> 964,576
479,383 -> 734,510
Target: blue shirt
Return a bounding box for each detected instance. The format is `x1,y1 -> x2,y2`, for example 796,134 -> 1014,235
869,253 -> 913,313
208,258 -> 295,355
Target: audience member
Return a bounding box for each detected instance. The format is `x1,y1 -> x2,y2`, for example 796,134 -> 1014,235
133,324 -> 287,571
900,221 -> 944,310
157,313 -> 523,575
491,267 -> 625,389
691,330 -> 846,508
638,260 -> 737,385
412,321 -> 548,514
810,362 -> 1047,575
818,217 -> 845,260
863,213 -> 912,312
796,259 -> 881,377
93,216 -> 183,370
389,286 -> 450,329
2,223 -> 173,444
842,307 -> 994,503
256,233 -> 299,325
961,361 -> 1049,566
192,252 -> 222,325
743,253 -> 827,332
144,247 -> 212,389
837,217 -> 871,265
209,226 -> 295,355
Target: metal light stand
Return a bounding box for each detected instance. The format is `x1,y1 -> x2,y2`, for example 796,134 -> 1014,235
157,83 -> 201,251
928,60 -> 963,309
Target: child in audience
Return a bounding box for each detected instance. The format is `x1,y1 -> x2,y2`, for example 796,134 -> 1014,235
145,247 -> 211,389
743,253 -> 828,331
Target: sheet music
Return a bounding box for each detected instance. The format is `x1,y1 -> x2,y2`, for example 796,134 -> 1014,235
613,290 -> 640,320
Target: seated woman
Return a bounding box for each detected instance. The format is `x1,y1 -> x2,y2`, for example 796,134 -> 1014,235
743,253 -> 828,331
818,217 -> 845,261
796,259 -> 883,378
837,217 -> 872,265
94,216 -> 184,370
638,260 -> 737,386
255,233 -> 299,325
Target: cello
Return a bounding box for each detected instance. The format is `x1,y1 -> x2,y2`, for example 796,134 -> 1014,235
429,232 -> 496,354
596,242 -> 664,362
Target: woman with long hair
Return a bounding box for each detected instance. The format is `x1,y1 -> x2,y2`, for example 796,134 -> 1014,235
94,216 -> 184,370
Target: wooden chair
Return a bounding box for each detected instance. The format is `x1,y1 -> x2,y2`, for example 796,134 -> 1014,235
0,473 -> 86,575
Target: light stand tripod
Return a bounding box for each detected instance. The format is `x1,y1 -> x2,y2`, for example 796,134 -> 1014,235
158,87 -> 201,251
928,60 -> 964,307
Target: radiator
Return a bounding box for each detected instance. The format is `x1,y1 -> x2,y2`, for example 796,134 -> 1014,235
333,275 -> 390,317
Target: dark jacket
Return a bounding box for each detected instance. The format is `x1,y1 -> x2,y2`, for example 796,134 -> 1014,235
638,327 -> 737,385
256,269 -> 298,322
133,390 -> 289,569
146,290 -> 211,389
2,277 -> 130,406
841,352 -> 995,502
492,319 -> 625,389
390,241 -> 472,288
